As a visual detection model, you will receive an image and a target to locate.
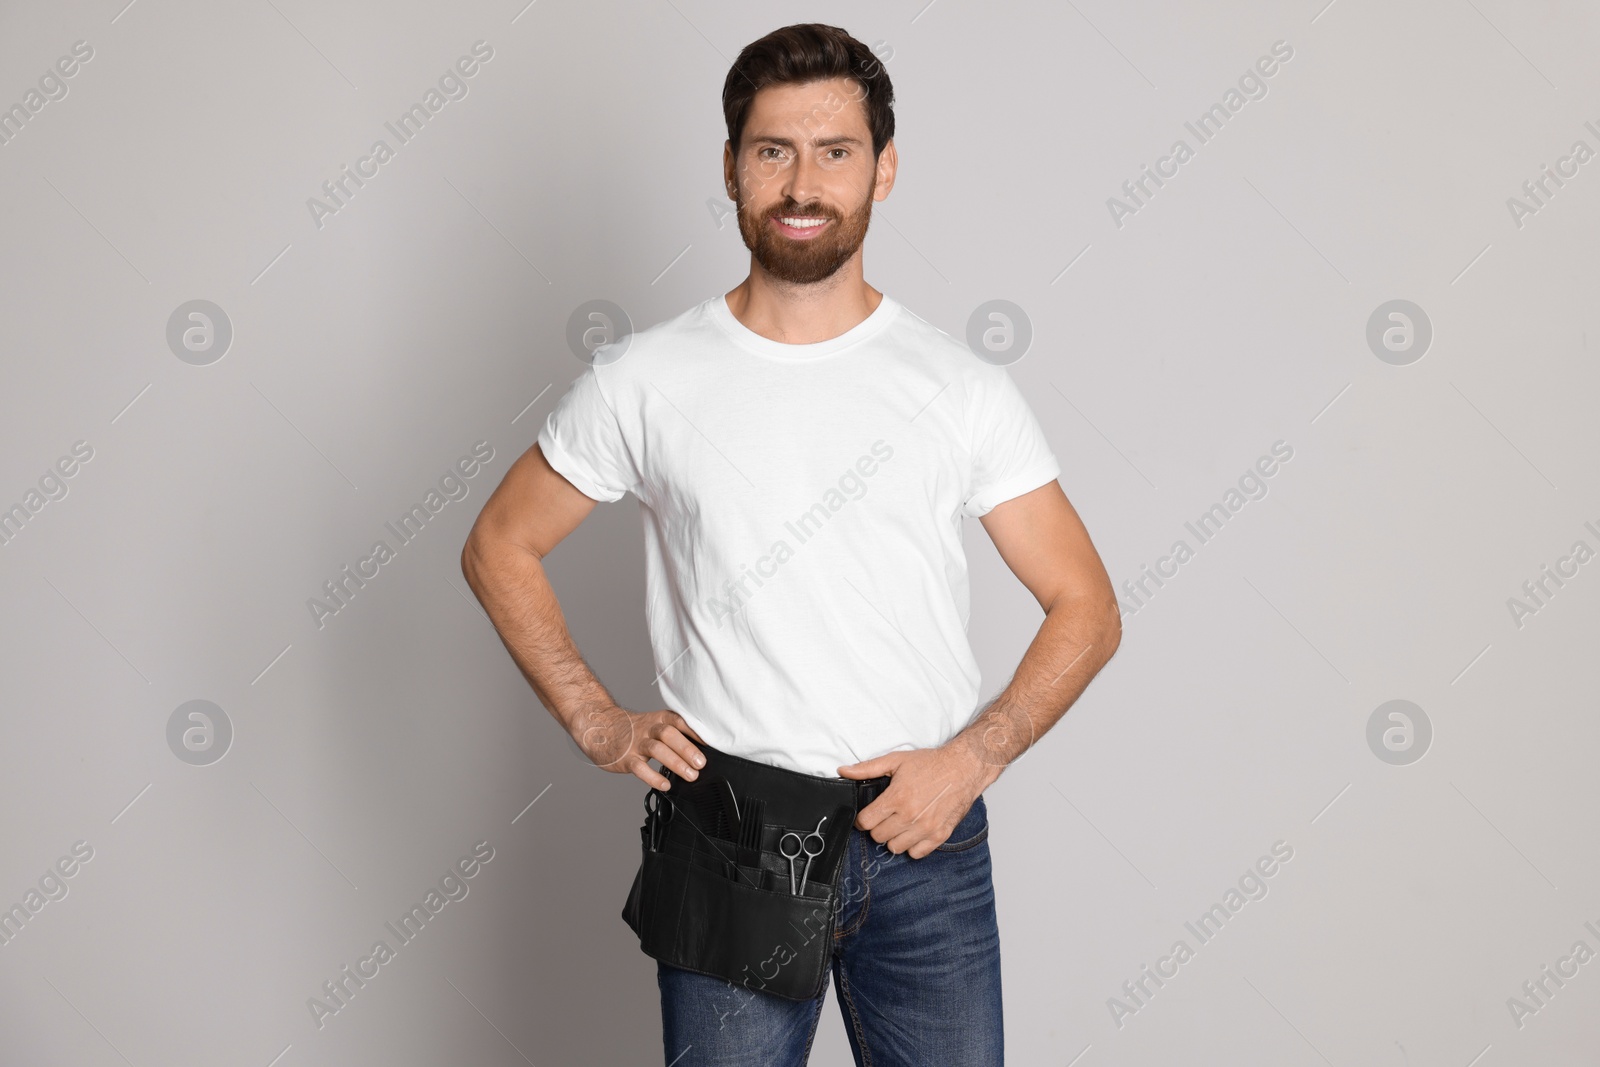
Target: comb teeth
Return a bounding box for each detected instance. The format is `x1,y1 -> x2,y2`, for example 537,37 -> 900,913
685,783 -> 725,839
711,780 -> 736,841
693,777 -> 739,841
739,796 -> 765,866
738,797 -> 756,848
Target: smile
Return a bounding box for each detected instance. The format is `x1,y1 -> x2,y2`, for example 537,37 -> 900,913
772,216 -> 831,239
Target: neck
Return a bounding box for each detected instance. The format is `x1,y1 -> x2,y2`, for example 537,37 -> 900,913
723,260 -> 883,345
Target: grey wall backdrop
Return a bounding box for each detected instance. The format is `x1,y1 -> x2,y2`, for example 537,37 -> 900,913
3,0 -> 1598,1063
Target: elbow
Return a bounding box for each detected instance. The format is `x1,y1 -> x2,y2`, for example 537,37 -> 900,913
460,530 -> 542,594
460,534 -> 486,590
1098,580 -> 1123,656
1045,585 -> 1123,661
1101,603 -> 1123,659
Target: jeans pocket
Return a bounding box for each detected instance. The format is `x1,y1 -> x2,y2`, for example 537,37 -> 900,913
935,795 -> 989,852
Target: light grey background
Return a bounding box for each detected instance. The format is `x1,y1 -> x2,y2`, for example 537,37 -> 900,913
2,0 -> 1597,1064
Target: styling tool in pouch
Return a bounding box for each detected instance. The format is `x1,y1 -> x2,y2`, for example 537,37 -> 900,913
737,796 -> 765,873
687,781 -> 732,842
716,779 -> 743,878
642,788 -> 674,851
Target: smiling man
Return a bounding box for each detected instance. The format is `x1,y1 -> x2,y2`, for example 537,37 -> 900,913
462,22 -> 1120,1067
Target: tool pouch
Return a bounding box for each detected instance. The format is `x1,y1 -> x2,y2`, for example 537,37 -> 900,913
621,741 -> 883,1002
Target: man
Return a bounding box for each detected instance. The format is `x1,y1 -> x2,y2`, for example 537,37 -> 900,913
461,22 -> 1120,1067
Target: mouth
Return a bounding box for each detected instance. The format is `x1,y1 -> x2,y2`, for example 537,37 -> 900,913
771,214 -> 832,240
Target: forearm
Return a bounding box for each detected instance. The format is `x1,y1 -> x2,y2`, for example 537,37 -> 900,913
460,538 -> 616,737
949,593 -> 1121,784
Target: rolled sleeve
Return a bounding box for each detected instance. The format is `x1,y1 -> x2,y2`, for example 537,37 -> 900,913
537,366 -> 638,503
962,365 -> 1061,517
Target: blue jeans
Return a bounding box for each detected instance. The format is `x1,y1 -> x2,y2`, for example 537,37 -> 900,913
657,794 -> 1003,1066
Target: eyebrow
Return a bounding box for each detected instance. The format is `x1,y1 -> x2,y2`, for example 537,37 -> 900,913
748,134 -> 864,149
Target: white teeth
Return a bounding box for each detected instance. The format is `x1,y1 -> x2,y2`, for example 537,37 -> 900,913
779,217 -> 827,227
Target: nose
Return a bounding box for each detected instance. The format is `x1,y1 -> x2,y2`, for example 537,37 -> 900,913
782,150 -> 822,210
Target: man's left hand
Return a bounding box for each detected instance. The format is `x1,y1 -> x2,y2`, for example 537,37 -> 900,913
837,742 -> 999,859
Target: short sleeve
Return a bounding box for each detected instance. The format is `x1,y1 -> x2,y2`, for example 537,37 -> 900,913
537,366 -> 639,502
962,365 -> 1061,517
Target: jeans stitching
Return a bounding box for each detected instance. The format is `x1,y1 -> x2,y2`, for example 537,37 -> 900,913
934,823 -> 989,853
797,983 -> 826,1064
836,875 -> 871,939
835,960 -> 875,1067
835,834 -> 874,939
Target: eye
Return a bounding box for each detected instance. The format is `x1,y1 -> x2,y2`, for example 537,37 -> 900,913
828,148 -> 848,160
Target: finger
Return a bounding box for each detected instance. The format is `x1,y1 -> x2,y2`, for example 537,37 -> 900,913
837,754 -> 897,779
653,725 -> 704,774
854,796 -> 891,832
659,723 -> 706,772
874,801 -> 948,852
630,755 -> 671,791
864,808 -> 911,844
670,713 -> 706,746
855,784 -> 912,832
648,737 -> 700,781
886,826 -> 930,858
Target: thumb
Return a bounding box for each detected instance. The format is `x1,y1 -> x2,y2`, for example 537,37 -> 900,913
837,753 -> 900,779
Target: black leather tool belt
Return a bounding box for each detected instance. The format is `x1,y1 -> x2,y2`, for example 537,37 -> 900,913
621,740 -> 893,1001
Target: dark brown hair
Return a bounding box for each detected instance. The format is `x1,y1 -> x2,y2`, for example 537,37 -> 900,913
722,23 -> 895,161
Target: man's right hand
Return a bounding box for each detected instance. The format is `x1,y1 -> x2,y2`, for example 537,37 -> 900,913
569,704 -> 707,790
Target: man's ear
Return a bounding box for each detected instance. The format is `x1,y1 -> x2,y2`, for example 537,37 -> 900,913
873,139 -> 898,201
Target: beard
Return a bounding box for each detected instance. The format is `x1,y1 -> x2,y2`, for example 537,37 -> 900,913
733,183 -> 874,286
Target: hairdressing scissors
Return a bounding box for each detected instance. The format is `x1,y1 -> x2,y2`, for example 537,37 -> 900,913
778,816 -> 828,895
644,789 -> 674,851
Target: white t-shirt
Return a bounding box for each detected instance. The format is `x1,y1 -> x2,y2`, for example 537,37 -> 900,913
537,292 -> 1060,776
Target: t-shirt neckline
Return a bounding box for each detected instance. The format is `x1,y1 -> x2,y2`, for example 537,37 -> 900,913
708,291 -> 901,361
